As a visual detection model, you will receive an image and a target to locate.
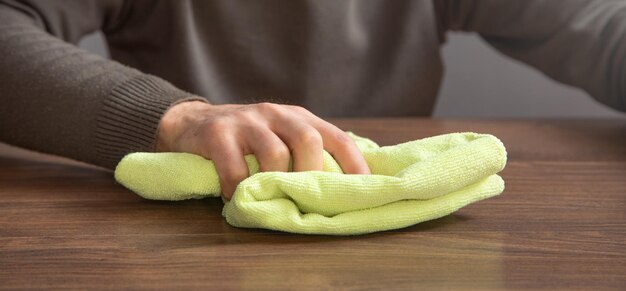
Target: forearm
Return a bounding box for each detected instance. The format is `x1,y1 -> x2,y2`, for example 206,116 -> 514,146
0,6 -> 201,168
443,0 -> 626,112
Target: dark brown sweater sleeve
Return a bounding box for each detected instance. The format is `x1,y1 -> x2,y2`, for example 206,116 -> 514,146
441,0 -> 626,112
0,0 -> 202,169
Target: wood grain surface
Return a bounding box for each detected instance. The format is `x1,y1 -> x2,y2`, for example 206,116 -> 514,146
1,119 -> 625,290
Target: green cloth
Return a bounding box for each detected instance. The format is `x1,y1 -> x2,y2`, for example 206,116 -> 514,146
115,132 -> 507,235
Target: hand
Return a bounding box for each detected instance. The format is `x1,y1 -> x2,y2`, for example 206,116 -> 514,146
156,101 -> 371,199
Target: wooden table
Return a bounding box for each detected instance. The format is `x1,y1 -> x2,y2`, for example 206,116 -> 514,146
1,119 -> 625,290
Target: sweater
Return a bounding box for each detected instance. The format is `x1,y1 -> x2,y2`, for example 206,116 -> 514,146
0,0 -> 625,168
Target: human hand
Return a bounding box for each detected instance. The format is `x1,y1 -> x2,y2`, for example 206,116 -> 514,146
155,101 -> 371,199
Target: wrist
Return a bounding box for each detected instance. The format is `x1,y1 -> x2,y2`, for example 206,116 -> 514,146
156,100 -> 209,152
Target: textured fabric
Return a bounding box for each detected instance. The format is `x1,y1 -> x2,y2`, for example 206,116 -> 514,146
115,132 -> 507,235
0,4 -> 202,168
1,1 -> 625,170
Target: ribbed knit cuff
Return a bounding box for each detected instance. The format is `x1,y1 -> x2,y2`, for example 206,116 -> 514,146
94,75 -> 206,169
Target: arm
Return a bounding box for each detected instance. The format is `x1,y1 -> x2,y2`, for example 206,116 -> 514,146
439,0 -> 626,112
0,0 -> 200,169
0,0 -> 370,199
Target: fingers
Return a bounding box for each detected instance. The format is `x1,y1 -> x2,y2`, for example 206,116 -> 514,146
164,101 -> 372,201
244,127 -> 290,173
318,126 -> 371,174
205,131 -> 249,200
272,121 -> 324,172
287,106 -> 371,174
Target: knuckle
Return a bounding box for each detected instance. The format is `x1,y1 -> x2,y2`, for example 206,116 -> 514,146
297,129 -> 323,146
256,102 -> 282,114
334,132 -> 356,149
288,105 -> 309,114
265,145 -> 290,161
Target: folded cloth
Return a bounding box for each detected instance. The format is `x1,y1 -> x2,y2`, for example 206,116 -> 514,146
115,132 -> 507,235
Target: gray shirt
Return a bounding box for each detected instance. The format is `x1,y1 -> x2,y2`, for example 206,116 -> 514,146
1,0 -> 625,168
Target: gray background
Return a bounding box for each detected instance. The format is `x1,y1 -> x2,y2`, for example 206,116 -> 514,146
79,32 -> 625,118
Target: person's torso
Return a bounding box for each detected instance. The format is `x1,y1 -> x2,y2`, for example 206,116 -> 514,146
106,0 -> 445,117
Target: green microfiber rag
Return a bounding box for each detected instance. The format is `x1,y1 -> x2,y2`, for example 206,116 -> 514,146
115,132 -> 507,235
